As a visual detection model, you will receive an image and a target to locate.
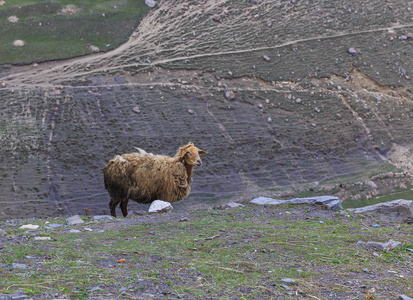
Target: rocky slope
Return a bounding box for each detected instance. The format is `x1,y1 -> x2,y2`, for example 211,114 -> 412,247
0,0 -> 412,220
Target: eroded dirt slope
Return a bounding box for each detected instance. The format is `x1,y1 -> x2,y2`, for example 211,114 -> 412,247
0,0 -> 412,220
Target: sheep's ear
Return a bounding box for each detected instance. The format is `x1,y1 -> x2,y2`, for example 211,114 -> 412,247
198,149 -> 207,155
179,147 -> 189,159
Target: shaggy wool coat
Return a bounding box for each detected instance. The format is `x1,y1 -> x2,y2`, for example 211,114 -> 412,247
103,153 -> 191,204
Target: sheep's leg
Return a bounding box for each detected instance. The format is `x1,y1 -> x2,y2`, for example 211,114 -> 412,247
109,198 -> 122,217
120,199 -> 129,217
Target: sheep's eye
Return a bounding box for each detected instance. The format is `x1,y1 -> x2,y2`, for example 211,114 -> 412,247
186,151 -> 192,156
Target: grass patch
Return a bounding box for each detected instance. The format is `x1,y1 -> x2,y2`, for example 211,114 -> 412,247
0,0 -> 150,65
0,205 -> 412,299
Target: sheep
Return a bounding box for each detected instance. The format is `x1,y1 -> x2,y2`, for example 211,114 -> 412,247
102,142 -> 207,217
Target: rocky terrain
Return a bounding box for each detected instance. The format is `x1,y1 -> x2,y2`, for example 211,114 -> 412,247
0,0 -> 413,220
0,202 -> 413,299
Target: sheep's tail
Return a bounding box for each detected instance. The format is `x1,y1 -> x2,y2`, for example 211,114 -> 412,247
133,146 -> 153,156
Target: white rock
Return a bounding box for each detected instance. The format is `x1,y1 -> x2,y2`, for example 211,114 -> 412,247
89,45 -> 99,52
149,200 -> 173,213
281,278 -> 296,284
13,40 -> 24,47
66,215 -> 84,226
8,16 -> 18,23
145,0 -> 156,7
12,263 -> 28,269
251,196 -> 342,210
20,224 -> 39,230
34,236 -> 52,241
226,202 -> 245,208
93,215 -> 115,221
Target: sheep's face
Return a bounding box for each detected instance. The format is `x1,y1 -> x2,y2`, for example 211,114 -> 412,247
179,143 -> 207,167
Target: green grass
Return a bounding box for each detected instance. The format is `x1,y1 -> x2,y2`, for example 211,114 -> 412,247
1,206 -> 413,299
0,0 -> 150,65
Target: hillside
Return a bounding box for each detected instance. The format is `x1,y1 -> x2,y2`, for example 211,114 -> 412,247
0,0 -> 413,220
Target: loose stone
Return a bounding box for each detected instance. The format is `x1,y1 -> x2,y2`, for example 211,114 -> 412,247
20,224 -> 39,230
149,200 -> 173,214
34,237 -> 52,241
145,0 -> 156,8
212,15 -> 221,22
348,48 -> 357,55
281,278 -> 296,284
12,263 -> 28,269
225,90 -> 235,100
66,215 -> 84,226
93,215 -> 114,221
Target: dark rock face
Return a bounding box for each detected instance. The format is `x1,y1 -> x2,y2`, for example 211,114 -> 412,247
0,0 -> 412,220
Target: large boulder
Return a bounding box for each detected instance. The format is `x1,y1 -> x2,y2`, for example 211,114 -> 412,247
250,196 -> 342,211
348,199 -> 413,223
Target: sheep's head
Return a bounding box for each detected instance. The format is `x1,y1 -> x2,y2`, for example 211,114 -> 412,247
178,143 -> 207,167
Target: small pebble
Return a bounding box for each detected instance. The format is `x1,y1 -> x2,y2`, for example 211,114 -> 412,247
187,109 -> 194,115
20,224 -> 39,230
348,47 -> 357,55
281,278 -> 296,284
34,236 -> 52,241
212,15 -> 221,22
263,55 -> 271,61
225,90 -> 235,100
